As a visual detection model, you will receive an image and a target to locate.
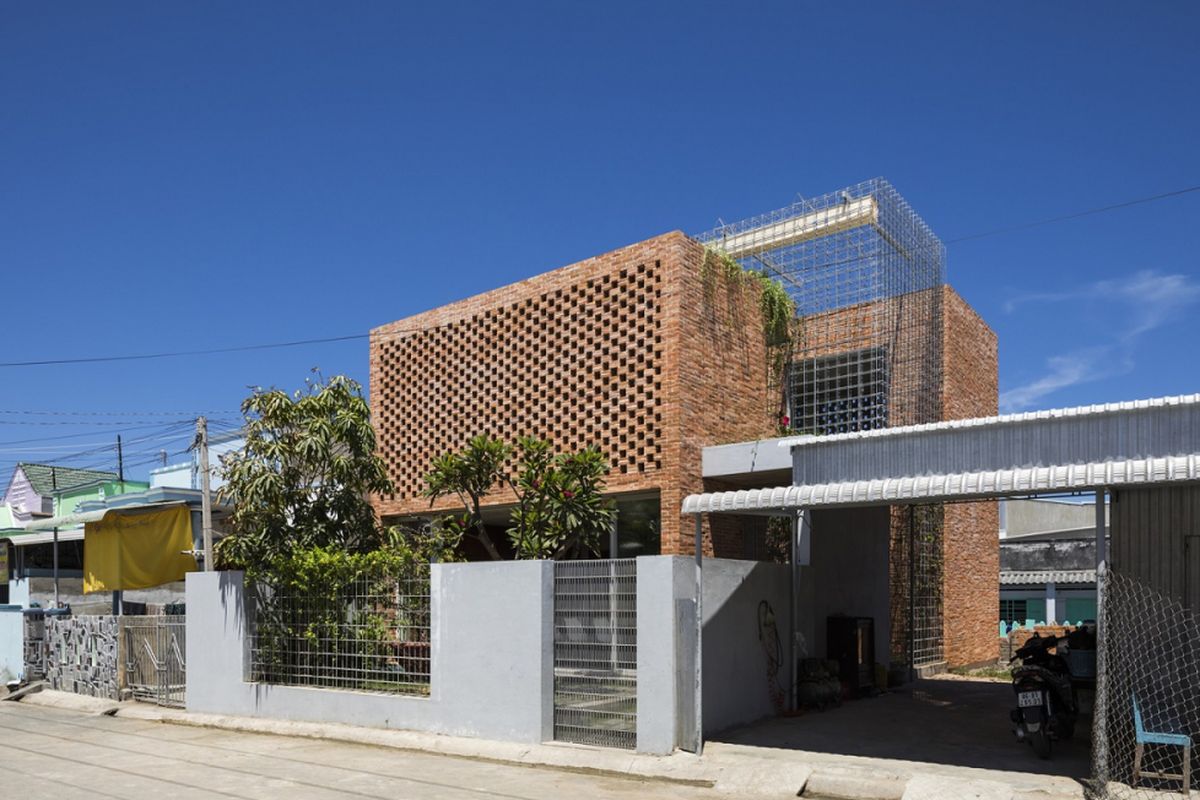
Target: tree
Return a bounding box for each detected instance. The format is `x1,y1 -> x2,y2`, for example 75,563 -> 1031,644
422,436 -> 614,560
215,373 -> 394,574
421,435 -> 510,560
507,438 -> 613,560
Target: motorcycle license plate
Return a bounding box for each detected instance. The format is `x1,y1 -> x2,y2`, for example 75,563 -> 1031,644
1018,691 -> 1043,708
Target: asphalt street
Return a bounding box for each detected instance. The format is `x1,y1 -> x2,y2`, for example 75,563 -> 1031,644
0,701 -> 736,800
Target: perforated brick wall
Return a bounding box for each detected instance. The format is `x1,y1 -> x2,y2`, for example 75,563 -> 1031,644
369,232 -> 780,553
373,258 -> 665,507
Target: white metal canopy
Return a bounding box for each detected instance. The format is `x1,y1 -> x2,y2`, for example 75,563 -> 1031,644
681,453 -> 1200,514
0,528 -> 85,547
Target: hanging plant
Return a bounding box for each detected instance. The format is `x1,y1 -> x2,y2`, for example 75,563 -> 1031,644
700,246 -> 798,425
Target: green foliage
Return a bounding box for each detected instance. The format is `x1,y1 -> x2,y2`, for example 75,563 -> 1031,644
507,438 -> 614,560
701,247 -> 798,426
384,517 -> 464,564
215,373 -> 394,574
253,546 -> 432,694
422,436 -> 614,560
422,435 -> 512,559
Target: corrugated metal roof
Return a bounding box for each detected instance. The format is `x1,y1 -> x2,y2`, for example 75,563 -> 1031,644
681,454 -> 1200,513
1000,569 -> 1096,586
778,392 -> 1200,449
0,528 -> 85,546
24,501 -> 186,531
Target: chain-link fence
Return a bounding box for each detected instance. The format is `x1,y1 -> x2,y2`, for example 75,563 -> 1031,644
553,558 -> 638,749
250,567 -> 431,695
1094,567 -> 1199,799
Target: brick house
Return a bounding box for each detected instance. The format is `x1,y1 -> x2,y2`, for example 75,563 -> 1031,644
370,182 -> 999,669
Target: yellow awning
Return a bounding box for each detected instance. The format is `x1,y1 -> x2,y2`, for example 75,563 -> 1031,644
83,505 -> 198,593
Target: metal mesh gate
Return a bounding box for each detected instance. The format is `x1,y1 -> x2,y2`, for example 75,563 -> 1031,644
123,616 -> 186,708
553,559 -> 637,749
1093,567 -> 1200,798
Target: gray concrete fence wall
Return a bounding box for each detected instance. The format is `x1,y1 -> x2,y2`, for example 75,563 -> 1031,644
702,558 -> 793,735
186,556 -> 788,754
186,562 -> 554,744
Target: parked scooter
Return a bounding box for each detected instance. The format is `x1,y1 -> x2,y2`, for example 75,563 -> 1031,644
1009,633 -> 1078,759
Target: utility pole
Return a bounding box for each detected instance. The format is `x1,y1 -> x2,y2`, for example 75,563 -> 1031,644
51,467 -> 59,608
197,417 -> 214,571
116,435 -> 124,484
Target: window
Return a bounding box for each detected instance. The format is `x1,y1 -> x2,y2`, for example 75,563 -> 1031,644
1000,599 -> 1027,626
789,346 -> 888,435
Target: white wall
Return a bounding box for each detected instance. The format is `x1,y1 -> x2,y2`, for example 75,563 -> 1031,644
0,608 -> 23,682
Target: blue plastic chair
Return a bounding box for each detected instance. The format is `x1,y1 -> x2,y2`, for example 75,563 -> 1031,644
1133,694 -> 1192,797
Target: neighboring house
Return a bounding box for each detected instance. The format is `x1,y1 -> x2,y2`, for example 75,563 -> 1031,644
998,498 -> 1106,633
369,179 -> 1000,670
0,464 -> 126,605
0,468 -> 148,611
1,463 -> 119,527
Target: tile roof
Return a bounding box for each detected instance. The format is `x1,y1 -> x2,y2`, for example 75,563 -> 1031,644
1000,569 -> 1097,586
13,463 -> 119,496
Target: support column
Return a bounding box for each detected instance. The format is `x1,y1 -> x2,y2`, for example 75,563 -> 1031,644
1045,581 -> 1057,625
693,514 -> 703,755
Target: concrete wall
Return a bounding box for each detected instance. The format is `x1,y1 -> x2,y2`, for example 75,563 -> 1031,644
1003,498 -> 1109,538
0,607 -> 22,682
636,555 -> 698,753
186,562 -> 555,744
701,558 -> 792,735
809,507 -> 892,667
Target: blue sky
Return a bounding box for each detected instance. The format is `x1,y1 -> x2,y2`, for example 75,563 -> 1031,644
2,2 -> 1198,481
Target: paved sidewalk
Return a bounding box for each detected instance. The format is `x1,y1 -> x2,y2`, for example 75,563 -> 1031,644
7,690 -> 1088,799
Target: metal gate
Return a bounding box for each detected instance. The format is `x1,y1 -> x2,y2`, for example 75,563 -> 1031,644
553,559 -> 637,749
123,617 -> 186,708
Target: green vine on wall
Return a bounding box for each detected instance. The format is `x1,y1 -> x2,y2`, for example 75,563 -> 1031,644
701,247 -> 798,427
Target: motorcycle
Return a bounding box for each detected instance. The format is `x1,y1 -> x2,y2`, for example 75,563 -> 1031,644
1009,632 -> 1078,759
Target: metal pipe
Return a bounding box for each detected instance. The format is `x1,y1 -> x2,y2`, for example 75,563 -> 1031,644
694,513 -> 703,755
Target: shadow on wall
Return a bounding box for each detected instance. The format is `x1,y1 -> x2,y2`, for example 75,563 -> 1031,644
702,558 -> 793,736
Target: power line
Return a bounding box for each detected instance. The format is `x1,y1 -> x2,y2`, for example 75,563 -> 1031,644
0,333 -> 368,368
0,408 -> 238,418
946,184 -> 1200,244
2,183 -> 1197,372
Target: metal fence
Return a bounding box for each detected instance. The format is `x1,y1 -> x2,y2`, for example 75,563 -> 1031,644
553,558 -> 638,749
124,616 -> 187,708
250,568 -> 431,695
22,610 -> 48,681
1093,567 -> 1200,798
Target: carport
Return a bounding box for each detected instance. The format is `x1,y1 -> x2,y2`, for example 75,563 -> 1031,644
684,394 -> 1200,796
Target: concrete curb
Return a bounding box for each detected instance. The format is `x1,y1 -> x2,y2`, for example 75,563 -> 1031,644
110,704 -> 816,796
11,692 -> 1085,800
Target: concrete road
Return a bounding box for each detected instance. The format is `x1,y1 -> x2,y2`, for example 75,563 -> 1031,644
0,702 -> 727,800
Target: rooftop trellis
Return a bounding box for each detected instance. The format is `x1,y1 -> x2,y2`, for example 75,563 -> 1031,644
697,177 -> 946,436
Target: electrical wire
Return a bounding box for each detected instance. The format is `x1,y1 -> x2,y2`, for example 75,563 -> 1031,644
0,183 -> 1195,372
946,184 -> 1200,243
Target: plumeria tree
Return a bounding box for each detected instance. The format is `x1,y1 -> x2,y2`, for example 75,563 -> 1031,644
422,436 -> 614,560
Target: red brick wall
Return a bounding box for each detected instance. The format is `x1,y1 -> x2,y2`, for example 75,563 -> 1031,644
370,234 -> 679,521
939,286 -> 1000,668
369,232 -> 778,555
667,243 -> 778,556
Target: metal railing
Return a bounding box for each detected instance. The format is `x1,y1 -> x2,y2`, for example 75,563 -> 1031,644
124,616 -> 186,708
553,558 -> 638,749
250,569 -> 431,695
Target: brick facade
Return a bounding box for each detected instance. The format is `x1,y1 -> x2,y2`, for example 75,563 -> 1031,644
369,233 -> 999,668
939,287 -> 1000,668
370,232 -> 777,555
